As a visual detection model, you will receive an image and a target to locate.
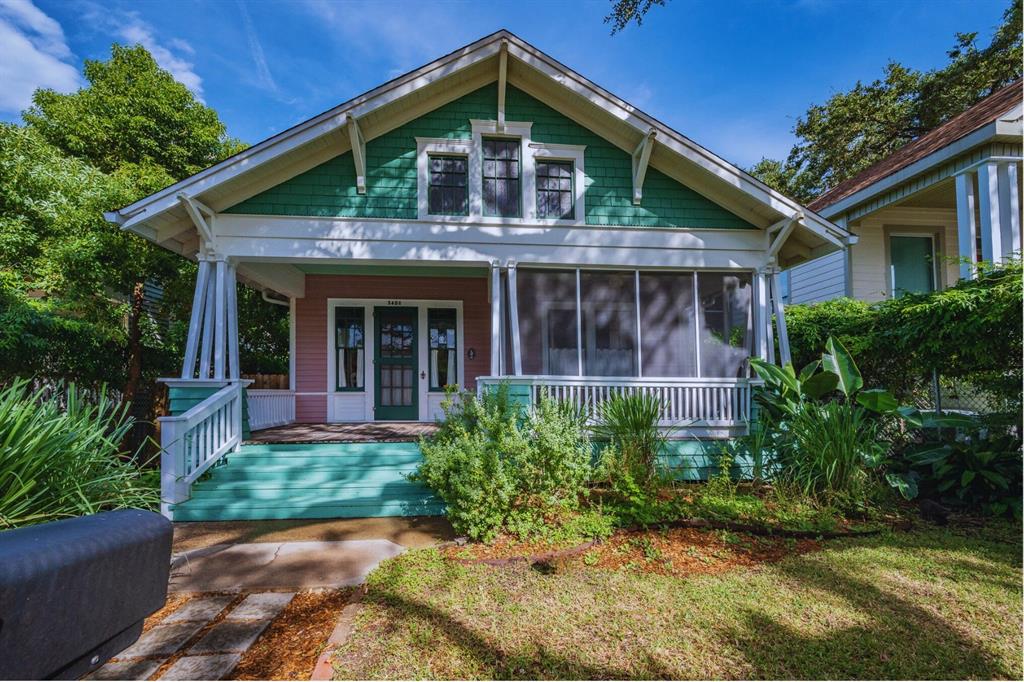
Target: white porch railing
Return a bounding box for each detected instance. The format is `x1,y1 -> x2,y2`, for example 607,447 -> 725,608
477,376 -> 754,429
247,389 -> 296,430
158,382 -> 243,518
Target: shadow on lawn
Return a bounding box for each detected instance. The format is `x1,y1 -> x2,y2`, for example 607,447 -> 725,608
720,533 -> 1022,680
344,529 -> 1022,680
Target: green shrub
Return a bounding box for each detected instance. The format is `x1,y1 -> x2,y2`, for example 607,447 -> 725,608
903,428 -> 1022,517
413,384 -> 594,542
0,379 -> 158,528
592,392 -> 668,486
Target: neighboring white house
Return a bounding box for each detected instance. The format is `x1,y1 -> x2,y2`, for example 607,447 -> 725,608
784,81 -> 1022,304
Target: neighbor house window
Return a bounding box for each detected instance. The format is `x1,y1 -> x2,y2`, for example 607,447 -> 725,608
536,160 -> 574,219
427,155 -> 468,216
482,137 -> 521,217
335,307 -> 364,390
428,308 -> 457,391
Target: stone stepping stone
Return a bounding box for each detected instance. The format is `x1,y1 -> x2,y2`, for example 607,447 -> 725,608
188,620 -> 270,654
159,654 -> 240,681
227,592 -> 294,621
116,621 -> 207,659
163,594 -> 235,623
87,658 -> 164,681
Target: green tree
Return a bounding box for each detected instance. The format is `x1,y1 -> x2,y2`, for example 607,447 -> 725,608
751,0 -> 1021,202
1,44 -> 262,410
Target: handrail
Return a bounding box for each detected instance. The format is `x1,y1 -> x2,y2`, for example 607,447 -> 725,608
158,382 -> 243,518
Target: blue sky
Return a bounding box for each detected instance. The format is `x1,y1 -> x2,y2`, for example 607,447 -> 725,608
0,0 -> 1011,168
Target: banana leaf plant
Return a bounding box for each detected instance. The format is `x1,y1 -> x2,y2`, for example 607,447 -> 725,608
750,337 -> 927,499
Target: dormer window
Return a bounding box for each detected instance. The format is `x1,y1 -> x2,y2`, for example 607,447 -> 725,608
415,123 -> 584,222
482,137 -> 521,218
427,155 -> 469,216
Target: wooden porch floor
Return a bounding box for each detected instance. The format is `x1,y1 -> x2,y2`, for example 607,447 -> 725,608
247,422 -> 439,444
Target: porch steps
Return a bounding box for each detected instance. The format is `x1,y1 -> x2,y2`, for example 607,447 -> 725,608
170,442 -> 443,522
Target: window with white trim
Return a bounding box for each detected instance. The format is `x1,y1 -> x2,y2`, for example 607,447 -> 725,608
536,159 -> 574,219
482,137 -> 521,218
427,154 -> 468,216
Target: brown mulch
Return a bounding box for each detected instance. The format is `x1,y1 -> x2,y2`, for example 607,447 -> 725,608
567,527 -> 820,579
444,527 -> 822,580
232,588 -> 355,681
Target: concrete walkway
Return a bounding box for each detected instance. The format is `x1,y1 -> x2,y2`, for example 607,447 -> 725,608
169,539 -> 405,592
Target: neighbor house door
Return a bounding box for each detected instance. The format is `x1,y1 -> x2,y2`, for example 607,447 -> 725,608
889,235 -> 936,297
373,307 -> 419,420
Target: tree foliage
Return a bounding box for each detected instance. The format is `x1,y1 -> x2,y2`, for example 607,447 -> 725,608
605,0 -> 667,33
751,0 -> 1022,202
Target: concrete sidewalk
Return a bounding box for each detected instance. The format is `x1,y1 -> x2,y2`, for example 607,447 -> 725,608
169,539 -> 405,592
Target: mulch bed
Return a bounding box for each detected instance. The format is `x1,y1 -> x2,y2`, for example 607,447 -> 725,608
568,527 -> 821,578
232,588 -> 355,681
444,526 -> 822,579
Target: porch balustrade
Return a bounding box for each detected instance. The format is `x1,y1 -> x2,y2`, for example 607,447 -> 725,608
477,376 -> 755,429
247,389 -> 296,430
158,382 -> 243,517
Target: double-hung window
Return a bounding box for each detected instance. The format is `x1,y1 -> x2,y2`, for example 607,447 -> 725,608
482,137 -> 521,218
427,308 -> 458,391
536,160 -> 574,219
427,154 -> 468,216
335,307 -> 365,390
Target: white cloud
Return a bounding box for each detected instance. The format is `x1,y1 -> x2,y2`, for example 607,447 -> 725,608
0,0 -> 81,114
236,0 -> 277,92
301,0 -> 471,73
116,18 -> 203,97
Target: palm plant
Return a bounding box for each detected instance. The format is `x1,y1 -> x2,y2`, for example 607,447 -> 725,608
592,391 -> 668,484
0,379 -> 158,528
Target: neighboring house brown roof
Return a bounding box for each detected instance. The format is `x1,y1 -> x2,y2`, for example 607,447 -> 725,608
808,79 -> 1023,212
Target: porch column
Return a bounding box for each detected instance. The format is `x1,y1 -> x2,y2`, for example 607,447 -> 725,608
754,271 -> 770,362
978,162 -> 1004,264
954,171 -> 978,280
506,261 -> 523,375
180,255 -> 241,381
770,270 -> 792,367
490,261 -> 501,375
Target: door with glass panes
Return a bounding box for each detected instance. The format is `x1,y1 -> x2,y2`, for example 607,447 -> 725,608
373,307 -> 418,420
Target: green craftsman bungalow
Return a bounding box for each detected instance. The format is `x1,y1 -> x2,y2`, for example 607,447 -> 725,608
106,31 -> 854,522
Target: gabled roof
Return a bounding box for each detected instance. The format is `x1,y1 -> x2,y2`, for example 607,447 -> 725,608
106,30 -> 851,261
809,79 -> 1023,213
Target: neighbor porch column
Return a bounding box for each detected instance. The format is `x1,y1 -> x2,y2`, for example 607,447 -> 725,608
954,171 -> 978,280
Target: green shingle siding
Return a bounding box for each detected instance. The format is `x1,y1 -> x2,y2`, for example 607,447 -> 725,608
226,84 -> 754,230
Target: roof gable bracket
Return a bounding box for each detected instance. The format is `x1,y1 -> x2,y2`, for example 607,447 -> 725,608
767,211 -> 801,257
346,114 -> 367,194
497,40 -> 508,131
177,192 -> 216,252
632,128 -> 656,205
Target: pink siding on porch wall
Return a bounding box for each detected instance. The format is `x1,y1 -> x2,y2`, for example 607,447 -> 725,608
294,274 -> 491,422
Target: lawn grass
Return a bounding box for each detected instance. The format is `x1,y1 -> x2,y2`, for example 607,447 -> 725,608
332,524 -> 1023,679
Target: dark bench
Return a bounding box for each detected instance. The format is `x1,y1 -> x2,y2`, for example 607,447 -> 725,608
0,509 -> 172,680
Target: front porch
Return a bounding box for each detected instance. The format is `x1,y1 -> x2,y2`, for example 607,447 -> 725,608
248,421 -> 438,443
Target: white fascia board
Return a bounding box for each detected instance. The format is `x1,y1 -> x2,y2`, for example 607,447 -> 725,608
109,29 -> 850,249
501,36 -> 851,245
819,114 -> 1022,220
215,214 -> 767,269
108,33 -> 508,232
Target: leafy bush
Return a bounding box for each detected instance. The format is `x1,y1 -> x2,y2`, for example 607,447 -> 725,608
785,261 -> 1022,413
413,384 -> 595,542
752,337 -> 915,510
0,379 -> 158,528
902,428 -> 1022,517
